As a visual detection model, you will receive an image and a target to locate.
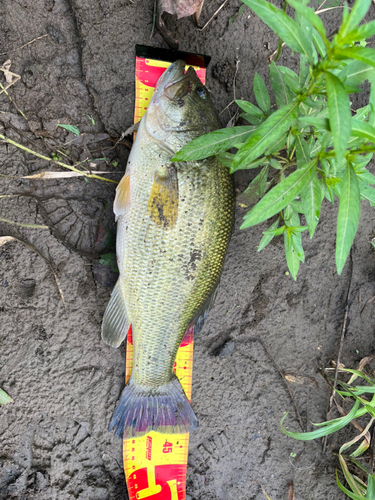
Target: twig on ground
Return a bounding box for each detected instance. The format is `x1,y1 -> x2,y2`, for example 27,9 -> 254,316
315,6 -> 346,15
323,249 -> 354,453
219,99 -> 235,116
288,481 -> 295,500
150,0 -> 157,41
360,295 -> 375,315
0,217 -> 48,229
0,67 -> 21,97
224,58 -> 240,126
250,480 -> 273,500
199,0 -> 230,32
233,58 -> 239,102
0,133 -> 117,183
247,336 -> 306,432
0,235 -> 67,311
108,122 -> 139,151
0,34 -> 49,57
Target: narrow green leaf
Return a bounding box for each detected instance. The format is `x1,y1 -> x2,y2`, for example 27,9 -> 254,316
265,226 -> 286,236
299,54 -> 309,86
339,456 -> 366,497
367,474 -> 375,499
287,0 -> 328,45
240,113 -> 264,126
269,157 -> 282,170
258,218 -> 280,252
253,73 -> 271,114
312,28 -> 327,58
347,20 -> 375,43
240,165 -> 269,204
269,62 -> 293,108
351,119 -> 375,143
298,116 -> 330,130
0,388 -> 13,406
336,472 -> 367,500
336,164 -> 360,275
341,60 -> 375,87
281,399 -> 360,441
289,200 -> 304,214
354,163 -> 375,184
291,232 -> 305,262
335,47 -> 375,69
57,124 -> 80,136
355,105 -> 371,122
231,157 -> 267,173
173,126 -> 255,162
235,99 -> 264,117
233,102 -> 298,170
304,97 -> 324,110
242,0 -> 315,63
295,136 -> 311,168
284,230 -> 300,280
264,132 -> 288,155
241,159 -> 317,229
280,72 -> 301,94
325,71 -> 352,161
360,184 -> 375,205
301,174 -> 322,238
339,0 -> 371,40
370,82 -> 375,127
216,152 -> 236,168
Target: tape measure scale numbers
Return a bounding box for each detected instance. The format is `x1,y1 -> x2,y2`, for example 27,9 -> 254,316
123,325 -> 194,500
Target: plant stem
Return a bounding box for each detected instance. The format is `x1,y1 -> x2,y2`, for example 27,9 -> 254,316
274,0 -> 287,62
0,134 -> 118,184
0,217 -> 49,229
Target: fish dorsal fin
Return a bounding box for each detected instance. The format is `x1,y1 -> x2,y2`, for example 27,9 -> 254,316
102,279 -> 130,348
148,164 -> 178,228
114,174 -> 130,219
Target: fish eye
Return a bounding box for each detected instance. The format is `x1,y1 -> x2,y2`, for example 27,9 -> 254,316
195,86 -> 207,99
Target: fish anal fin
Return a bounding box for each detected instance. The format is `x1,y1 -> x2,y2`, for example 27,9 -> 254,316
148,165 -> 178,228
102,280 -> 129,348
190,279 -> 220,335
114,174 -> 130,219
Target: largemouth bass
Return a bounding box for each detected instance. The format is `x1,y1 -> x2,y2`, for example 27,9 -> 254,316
102,60 -> 234,438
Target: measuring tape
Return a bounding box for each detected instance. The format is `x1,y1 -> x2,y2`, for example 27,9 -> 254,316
122,48 -> 209,500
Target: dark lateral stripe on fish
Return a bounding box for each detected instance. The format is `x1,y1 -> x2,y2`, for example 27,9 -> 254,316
109,377 -> 198,438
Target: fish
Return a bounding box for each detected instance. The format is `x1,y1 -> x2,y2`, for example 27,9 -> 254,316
102,59 -> 235,438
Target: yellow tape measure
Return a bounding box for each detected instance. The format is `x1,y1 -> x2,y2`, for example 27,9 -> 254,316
123,326 -> 193,500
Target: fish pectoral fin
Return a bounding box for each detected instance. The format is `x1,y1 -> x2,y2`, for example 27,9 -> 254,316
102,280 -> 130,348
147,165 -> 178,228
114,173 -> 130,219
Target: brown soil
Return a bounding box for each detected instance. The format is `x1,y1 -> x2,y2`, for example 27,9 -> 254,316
1,1 -> 375,499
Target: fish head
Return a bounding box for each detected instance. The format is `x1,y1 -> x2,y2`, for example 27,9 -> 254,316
145,60 -> 221,146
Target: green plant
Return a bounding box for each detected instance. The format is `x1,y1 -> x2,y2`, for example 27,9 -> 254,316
174,0 -> 375,279
0,388 -> 12,406
282,365 -> 375,499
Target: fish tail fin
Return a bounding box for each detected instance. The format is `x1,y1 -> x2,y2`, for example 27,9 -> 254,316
109,377 -> 198,438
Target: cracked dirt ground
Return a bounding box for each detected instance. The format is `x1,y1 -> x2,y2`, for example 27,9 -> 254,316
1,1 -> 375,499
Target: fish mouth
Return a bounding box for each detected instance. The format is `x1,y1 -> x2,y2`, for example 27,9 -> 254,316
155,60 -> 196,101
155,60 -> 185,91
